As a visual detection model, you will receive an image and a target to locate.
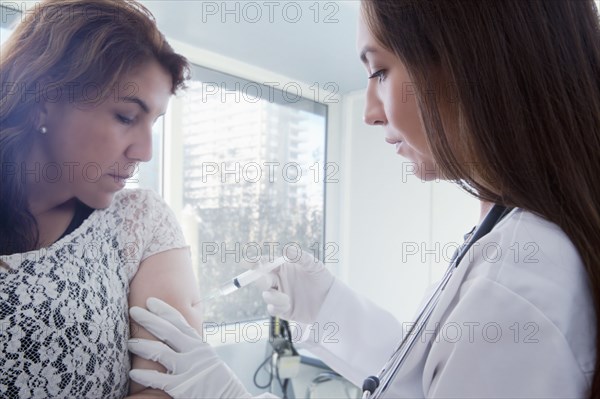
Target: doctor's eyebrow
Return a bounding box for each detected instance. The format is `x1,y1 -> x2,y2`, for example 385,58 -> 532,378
120,96 -> 150,114
360,46 -> 378,64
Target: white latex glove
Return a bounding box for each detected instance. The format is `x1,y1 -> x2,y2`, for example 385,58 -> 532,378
128,297 -> 251,399
260,247 -> 335,324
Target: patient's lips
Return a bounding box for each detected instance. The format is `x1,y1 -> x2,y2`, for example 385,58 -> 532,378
107,173 -> 130,188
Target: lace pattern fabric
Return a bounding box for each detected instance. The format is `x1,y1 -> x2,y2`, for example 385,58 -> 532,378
0,189 -> 188,398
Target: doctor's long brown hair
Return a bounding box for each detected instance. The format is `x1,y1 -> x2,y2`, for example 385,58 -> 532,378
362,0 -> 600,395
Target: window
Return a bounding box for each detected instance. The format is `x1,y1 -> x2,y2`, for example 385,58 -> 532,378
178,65 -> 327,324
0,5 -> 19,46
0,26 -> 13,45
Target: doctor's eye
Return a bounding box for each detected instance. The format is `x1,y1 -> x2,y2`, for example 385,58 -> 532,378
369,69 -> 387,83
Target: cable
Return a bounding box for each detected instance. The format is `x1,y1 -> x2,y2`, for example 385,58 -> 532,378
281,319 -> 299,356
252,354 -> 273,389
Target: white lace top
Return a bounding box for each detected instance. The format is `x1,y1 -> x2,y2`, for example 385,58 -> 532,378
0,189 -> 188,398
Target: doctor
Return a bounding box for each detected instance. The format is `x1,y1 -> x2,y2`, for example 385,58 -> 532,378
128,0 -> 600,397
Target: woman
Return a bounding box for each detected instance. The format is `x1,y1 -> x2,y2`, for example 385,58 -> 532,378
0,1 -> 204,398
129,0 -> 600,397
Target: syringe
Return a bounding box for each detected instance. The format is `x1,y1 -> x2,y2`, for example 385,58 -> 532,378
200,256 -> 286,302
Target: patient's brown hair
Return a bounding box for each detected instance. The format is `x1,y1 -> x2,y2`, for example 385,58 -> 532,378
0,0 -> 190,255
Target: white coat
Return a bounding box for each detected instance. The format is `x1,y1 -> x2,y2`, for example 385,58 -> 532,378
298,208 -> 596,398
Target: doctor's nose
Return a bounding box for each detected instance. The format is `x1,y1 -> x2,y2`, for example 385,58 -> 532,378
364,88 -> 386,126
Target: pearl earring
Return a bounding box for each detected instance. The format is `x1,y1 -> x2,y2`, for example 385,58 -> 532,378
39,126 -> 48,134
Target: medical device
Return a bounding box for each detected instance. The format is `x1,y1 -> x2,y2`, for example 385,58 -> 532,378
201,256 -> 287,302
252,315 -> 300,398
361,205 -> 512,399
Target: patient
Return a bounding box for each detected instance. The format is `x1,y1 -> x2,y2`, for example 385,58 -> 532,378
0,1 -> 202,397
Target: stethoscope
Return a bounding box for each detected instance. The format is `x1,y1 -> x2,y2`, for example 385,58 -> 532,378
361,204 -> 513,399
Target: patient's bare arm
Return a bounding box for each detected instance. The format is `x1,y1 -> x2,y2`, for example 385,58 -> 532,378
127,248 -> 203,397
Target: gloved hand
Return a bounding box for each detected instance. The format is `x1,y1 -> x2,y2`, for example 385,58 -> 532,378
260,247 -> 335,324
128,297 -> 251,399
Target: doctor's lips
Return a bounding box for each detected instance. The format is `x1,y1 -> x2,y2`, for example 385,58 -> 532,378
385,137 -> 404,153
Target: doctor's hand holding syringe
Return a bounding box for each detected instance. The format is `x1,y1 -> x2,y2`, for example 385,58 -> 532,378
128,247 -> 334,399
